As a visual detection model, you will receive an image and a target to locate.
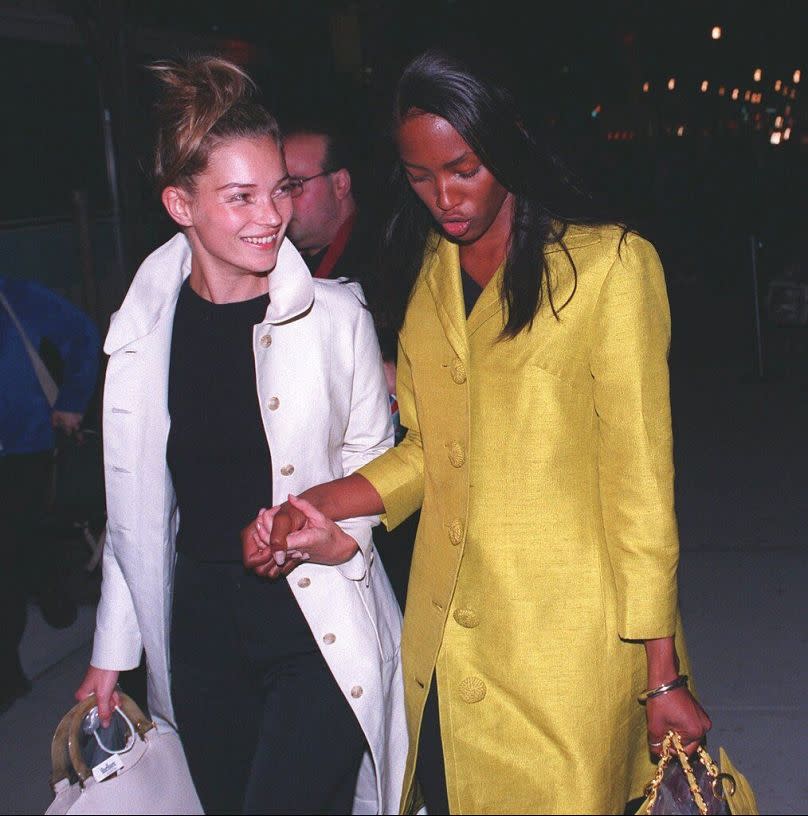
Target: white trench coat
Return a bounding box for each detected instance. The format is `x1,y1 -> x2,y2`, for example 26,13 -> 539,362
91,233 -> 407,814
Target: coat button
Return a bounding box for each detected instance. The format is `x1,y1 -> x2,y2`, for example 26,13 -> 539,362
350,685 -> 363,699
459,676 -> 486,703
259,334 -> 272,348
267,397 -> 280,411
450,359 -> 467,384
448,518 -> 464,546
297,577 -> 311,588
448,442 -> 465,468
453,608 -> 480,628
323,633 -> 336,645
280,464 -> 295,476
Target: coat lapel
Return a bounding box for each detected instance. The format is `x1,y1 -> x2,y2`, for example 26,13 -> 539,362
104,233 -> 315,354
424,237 -> 469,361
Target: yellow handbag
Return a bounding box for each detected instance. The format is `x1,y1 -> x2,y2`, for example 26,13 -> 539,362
636,731 -> 759,816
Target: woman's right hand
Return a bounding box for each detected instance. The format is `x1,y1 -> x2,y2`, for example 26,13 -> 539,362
75,666 -> 121,728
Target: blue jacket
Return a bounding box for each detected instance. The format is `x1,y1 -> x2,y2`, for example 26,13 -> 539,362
1,276 -> 100,455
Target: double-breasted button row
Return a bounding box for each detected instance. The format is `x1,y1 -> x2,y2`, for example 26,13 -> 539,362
351,686 -> 363,699
259,334 -> 272,348
280,464 -> 295,476
448,518 -> 464,546
448,441 -> 465,468
450,358 -> 467,384
297,577 -> 310,588
267,396 -> 280,411
322,633 -> 336,645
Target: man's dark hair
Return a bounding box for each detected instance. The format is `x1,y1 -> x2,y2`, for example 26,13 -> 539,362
280,112 -> 357,178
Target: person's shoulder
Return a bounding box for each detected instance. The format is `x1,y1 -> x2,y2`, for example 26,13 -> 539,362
312,277 -> 368,313
553,223 -> 660,266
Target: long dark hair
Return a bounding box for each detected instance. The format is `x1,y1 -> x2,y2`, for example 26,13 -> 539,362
375,47 -> 614,338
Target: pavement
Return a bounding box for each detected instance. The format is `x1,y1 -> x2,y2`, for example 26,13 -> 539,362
1,280 -> 806,814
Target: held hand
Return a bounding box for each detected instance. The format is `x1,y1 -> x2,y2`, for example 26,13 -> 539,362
284,494 -> 359,566
646,687 -> 712,757
75,666 -> 121,728
242,501 -> 308,580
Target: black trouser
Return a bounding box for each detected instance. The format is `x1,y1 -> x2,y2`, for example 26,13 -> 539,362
416,673 -> 450,814
170,554 -> 366,815
0,451 -> 52,691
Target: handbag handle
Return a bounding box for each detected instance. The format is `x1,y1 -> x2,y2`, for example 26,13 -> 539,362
50,692 -> 155,788
643,731 -> 736,815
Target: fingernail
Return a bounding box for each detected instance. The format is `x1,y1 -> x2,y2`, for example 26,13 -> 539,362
274,551 -> 286,566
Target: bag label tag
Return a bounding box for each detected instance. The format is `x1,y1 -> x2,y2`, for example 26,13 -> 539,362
92,753 -> 124,782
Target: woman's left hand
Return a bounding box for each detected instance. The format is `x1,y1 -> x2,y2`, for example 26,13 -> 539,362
646,687 -> 712,757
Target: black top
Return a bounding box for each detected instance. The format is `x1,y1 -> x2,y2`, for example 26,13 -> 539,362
167,279 -> 272,562
460,268 -> 484,318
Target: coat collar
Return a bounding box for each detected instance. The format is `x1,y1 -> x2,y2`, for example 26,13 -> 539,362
104,233 -> 314,353
424,235 -> 468,361
422,225 -> 602,350
423,236 -> 507,352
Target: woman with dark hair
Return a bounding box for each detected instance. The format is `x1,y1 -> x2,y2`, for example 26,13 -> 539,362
244,47 -> 710,814
74,56 -> 407,815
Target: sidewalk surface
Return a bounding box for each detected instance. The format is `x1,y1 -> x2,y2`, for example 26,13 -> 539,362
1,282 -> 806,814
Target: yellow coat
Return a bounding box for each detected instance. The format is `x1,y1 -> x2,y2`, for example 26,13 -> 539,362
360,224 -> 687,814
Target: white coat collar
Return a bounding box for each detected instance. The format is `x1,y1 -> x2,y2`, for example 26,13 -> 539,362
104,232 -> 314,354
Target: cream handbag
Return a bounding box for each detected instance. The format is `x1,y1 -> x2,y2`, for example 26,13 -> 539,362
45,692 -> 202,815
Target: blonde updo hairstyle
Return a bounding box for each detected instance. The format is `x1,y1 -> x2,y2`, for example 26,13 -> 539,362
150,55 -> 281,192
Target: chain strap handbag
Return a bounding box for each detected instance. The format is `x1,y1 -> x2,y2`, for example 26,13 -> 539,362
636,731 -> 759,816
45,692 -> 202,815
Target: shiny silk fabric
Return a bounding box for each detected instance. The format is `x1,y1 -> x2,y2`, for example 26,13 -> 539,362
360,225 -> 692,814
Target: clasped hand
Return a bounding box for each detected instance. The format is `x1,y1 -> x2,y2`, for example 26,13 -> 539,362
241,494 -> 358,579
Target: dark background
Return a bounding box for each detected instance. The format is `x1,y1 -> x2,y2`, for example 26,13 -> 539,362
1,0 -> 806,377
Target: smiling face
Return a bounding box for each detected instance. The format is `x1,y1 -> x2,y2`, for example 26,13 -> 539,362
396,111 -> 513,247
162,134 -> 295,292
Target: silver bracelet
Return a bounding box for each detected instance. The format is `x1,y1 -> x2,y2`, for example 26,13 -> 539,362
637,674 -> 689,704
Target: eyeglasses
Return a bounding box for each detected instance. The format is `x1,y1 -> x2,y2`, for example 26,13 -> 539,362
290,170 -> 335,190
271,170 -> 334,201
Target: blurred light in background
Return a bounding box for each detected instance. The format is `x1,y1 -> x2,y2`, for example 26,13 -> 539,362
668,77 -> 676,90
731,88 -> 739,100
793,69 -> 801,84
701,80 -> 709,92
711,26 -> 722,40
770,131 -> 782,144
754,68 -> 762,82
642,81 -> 650,92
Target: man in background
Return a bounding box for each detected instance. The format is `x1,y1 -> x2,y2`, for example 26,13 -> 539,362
282,116 -> 415,609
283,115 -> 371,281
0,276 -> 99,712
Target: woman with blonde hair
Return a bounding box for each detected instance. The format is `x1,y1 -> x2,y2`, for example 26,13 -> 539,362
75,56 -> 406,815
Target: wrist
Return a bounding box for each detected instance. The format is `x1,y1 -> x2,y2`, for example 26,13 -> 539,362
644,636 -> 679,687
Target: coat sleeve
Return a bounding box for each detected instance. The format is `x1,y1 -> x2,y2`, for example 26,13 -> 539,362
334,289 -> 395,581
90,525 -> 144,670
35,283 -> 101,414
358,328 -> 425,531
590,233 -> 679,640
